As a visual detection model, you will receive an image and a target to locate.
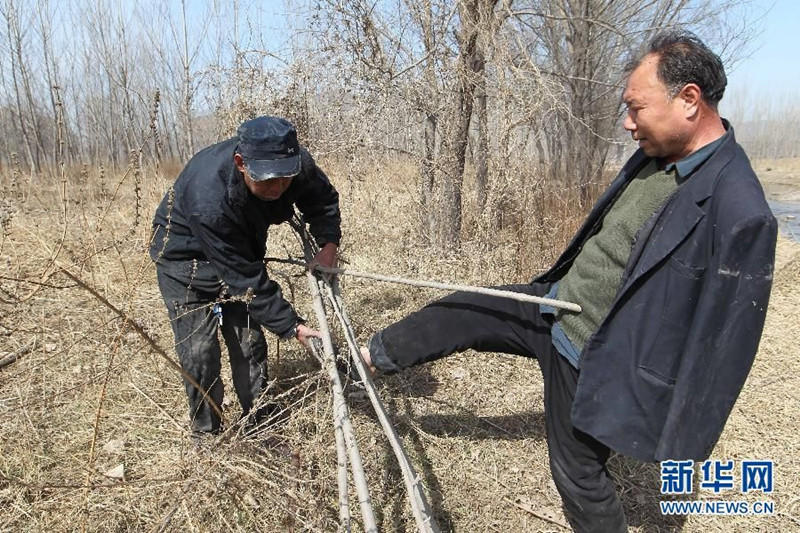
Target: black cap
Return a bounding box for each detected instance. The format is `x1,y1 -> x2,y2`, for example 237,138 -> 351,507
236,116 -> 301,181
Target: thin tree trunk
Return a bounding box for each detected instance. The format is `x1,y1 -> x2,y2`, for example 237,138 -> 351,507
433,0 -> 493,250
181,0 -> 195,156
421,114 -> 437,239
38,0 -> 61,167
433,0 -> 499,250
417,0 -> 439,243
474,55 -> 489,214
5,1 -> 36,171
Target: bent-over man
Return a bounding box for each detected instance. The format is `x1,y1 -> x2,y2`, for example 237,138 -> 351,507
361,32 -> 777,532
150,116 -> 341,438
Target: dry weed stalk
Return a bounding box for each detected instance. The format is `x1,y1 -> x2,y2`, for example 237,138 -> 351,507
79,302 -> 126,533
149,90 -> 163,169
130,149 -> 143,231
57,266 -> 224,422
98,164 -> 107,199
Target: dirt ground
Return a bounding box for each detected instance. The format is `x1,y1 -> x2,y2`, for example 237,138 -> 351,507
753,157 -> 800,203
1,156 -> 798,532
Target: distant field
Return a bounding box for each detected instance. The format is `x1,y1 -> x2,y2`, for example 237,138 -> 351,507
754,157 -> 800,202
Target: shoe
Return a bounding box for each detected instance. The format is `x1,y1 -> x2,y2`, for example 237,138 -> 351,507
242,402 -> 285,436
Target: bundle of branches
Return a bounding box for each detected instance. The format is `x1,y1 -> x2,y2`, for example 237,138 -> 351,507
292,216 -> 439,533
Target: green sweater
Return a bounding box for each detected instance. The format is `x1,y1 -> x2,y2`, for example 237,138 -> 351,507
557,160 -> 680,352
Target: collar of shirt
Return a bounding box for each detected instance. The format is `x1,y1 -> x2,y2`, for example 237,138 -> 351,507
661,128 -> 730,181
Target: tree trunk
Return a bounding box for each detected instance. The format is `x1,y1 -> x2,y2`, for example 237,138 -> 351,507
431,0 -> 487,250
474,43 -> 489,214
420,113 -> 437,242
5,2 -> 36,171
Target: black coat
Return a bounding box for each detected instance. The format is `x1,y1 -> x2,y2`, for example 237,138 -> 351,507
536,126 -> 777,461
151,138 -> 341,338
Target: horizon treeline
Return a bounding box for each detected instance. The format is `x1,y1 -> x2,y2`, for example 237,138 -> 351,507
1,0 -> 793,250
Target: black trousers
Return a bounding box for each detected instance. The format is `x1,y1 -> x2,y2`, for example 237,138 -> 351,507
369,283 -> 627,533
155,259 -> 269,433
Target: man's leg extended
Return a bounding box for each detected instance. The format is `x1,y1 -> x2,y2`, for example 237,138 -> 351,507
219,301 -> 269,420
538,343 -> 627,532
156,263 -> 224,434
367,282 -> 627,531
368,283 -> 555,372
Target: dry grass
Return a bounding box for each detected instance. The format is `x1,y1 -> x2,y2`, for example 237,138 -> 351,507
1,155 -> 798,532
754,157 -> 800,202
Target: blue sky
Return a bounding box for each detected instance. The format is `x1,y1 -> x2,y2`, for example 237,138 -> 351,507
722,0 -> 800,113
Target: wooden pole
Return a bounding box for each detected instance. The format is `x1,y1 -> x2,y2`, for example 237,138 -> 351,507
325,281 -> 441,533
306,272 -> 377,532
266,258 -> 581,313
309,339 -> 351,532
0,338 -> 36,369
290,215 -> 437,531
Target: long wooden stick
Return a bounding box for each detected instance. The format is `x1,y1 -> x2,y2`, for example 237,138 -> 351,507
266,257 -> 581,313
332,404 -> 351,532
306,272 -> 377,532
316,265 -> 581,313
310,338 -> 352,532
503,497 -> 570,529
324,280 -> 441,533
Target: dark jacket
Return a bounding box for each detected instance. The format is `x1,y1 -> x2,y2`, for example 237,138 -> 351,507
150,137 -> 341,338
535,125 -> 777,462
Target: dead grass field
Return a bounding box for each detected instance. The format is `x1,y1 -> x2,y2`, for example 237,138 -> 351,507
1,156 -> 798,532
754,157 -> 800,203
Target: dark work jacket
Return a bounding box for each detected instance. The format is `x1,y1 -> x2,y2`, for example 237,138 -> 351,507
150,138 -> 341,338
535,124 -> 777,462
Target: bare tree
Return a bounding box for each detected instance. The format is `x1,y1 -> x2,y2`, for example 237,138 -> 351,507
505,0 -> 757,202
3,0 -> 38,170
0,0 -> 761,201
312,0 -> 507,250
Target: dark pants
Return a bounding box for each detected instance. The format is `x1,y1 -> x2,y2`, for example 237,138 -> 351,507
155,259 -> 268,433
369,283 -> 627,533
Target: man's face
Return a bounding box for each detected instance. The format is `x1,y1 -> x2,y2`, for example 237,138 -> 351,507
622,54 -> 691,163
243,172 -> 294,201
235,154 -> 294,201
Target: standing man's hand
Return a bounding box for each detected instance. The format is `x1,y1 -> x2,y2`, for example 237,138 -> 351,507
295,324 -> 321,349
309,242 -> 338,275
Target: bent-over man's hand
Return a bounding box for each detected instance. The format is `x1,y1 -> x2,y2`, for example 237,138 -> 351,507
309,242 -> 338,273
295,323 -> 321,349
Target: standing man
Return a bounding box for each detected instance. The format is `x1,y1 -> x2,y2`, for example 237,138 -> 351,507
361,32 -> 777,531
150,116 -> 341,438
